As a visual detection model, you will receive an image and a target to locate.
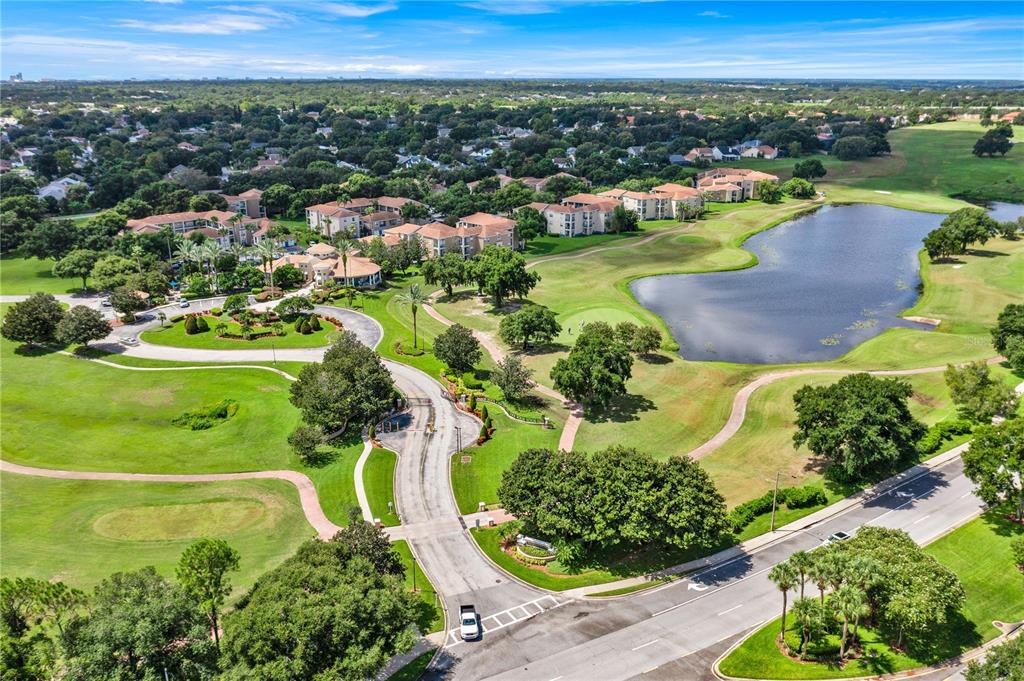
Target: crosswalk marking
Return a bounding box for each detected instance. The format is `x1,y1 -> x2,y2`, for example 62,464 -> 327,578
445,595 -> 570,647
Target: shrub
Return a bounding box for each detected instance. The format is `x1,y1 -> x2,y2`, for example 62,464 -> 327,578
181,291 -> 200,300
250,287 -> 263,295
783,485 -> 828,509
479,404 -> 489,421
477,423 -> 489,443
462,372 -> 483,390
209,307 -> 222,316
300,319 -> 313,334
294,318 -> 305,333
485,416 -> 493,430
288,424 -> 325,464
392,340 -> 424,356
917,418 -> 974,455
195,316 -> 210,332
184,316 -> 199,335
172,399 -> 239,430
368,423 -> 375,440
309,315 -> 322,331
468,393 -> 477,412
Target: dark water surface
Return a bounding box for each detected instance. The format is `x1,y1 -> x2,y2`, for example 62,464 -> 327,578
630,204 -> 947,364
986,201 -> 1024,222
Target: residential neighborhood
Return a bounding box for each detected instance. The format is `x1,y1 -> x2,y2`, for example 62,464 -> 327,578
0,4 -> 1022,681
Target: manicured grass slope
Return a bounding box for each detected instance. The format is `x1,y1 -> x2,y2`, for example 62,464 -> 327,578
365,447 -> 399,526
392,540 -> 444,634
1,255 -> 82,295
0,473 -> 313,595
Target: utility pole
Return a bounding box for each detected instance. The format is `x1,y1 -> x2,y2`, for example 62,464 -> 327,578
770,471 -> 781,532
271,341 -> 277,366
454,425 -> 462,453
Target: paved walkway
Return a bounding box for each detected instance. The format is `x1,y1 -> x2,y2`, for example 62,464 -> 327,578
0,459 -> 343,539
423,292 -> 585,451
685,356 -> 1004,460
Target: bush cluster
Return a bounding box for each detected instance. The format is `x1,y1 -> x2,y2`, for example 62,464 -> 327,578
183,315 -> 210,335
728,485 -> 828,531
916,418 -> 973,455
171,399 -> 239,430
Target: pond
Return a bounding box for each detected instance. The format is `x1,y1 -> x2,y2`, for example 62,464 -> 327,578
630,204 -> 948,364
985,201 -> 1024,222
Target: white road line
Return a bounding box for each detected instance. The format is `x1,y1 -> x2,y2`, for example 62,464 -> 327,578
959,492 -> 973,499
717,604 -> 743,616
651,563 -> 775,618
445,597 -> 570,648
548,676 -> 563,681
643,667 -> 659,674
631,639 -> 659,651
912,514 -> 932,525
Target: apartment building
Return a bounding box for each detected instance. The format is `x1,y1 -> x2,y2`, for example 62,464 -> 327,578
695,168 -> 780,201
219,188 -> 265,219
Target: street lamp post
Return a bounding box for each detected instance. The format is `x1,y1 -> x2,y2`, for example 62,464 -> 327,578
454,425 -> 462,453
271,341 -> 277,366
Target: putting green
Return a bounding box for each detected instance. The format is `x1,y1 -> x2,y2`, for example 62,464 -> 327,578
92,499 -> 269,540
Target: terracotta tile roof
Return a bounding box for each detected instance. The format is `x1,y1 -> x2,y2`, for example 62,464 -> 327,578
415,222 -> 459,240
335,255 -> 381,279
360,233 -> 403,248
376,196 -> 420,209
384,222 -> 424,236
126,209 -> 239,232
306,242 -> 338,256
458,212 -> 516,230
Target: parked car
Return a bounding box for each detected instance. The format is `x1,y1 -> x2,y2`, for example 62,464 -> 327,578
460,605 -> 480,641
823,530 -> 851,545
100,298 -> 112,307
121,336 -> 139,346
179,300 -> 190,308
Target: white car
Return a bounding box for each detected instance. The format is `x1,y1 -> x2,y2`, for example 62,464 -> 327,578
100,299 -> 112,307
823,530 -> 851,545
121,336 -> 139,346
179,300 -> 190,308
459,605 -> 480,641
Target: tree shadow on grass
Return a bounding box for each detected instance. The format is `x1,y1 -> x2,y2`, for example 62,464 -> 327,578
966,249 -> 1009,258
639,352 -> 672,365
978,505 -> 1024,539
585,393 -> 656,424
13,343 -> 65,357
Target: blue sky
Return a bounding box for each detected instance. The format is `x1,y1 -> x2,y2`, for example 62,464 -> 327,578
2,1 -> 1022,80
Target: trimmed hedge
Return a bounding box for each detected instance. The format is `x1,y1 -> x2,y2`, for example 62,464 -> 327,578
917,419 -> 973,455
728,484 -> 829,531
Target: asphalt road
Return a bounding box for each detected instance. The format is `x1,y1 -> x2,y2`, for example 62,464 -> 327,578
450,455 -> 983,681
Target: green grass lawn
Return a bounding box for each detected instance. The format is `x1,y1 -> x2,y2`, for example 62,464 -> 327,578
392,540 -> 444,634
385,651 -> 435,681
836,121 -> 1024,204
718,508 -> 1024,679
2,344 -> 302,474
451,410 -> 561,515
923,510 -> 1024,641
141,314 -> 343,350
365,447 -> 399,526
471,525 -> 733,591
0,473 -> 313,597
1,255 -> 85,295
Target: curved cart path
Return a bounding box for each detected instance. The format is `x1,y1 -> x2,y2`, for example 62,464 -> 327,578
685,356 -> 1006,460
0,459 -> 343,539
422,293 -> 584,451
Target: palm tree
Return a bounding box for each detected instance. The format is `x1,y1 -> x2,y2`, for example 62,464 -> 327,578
396,283 -> 428,348
253,239 -> 278,293
834,585 -> 868,659
229,242 -> 250,263
807,554 -> 831,609
846,556 -> 880,644
789,550 -> 814,600
768,561 -> 798,642
790,597 -> 819,659
198,241 -> 223,293
175,239 -> 199,274
333,229 -> 356,290
823,552 -> 851,596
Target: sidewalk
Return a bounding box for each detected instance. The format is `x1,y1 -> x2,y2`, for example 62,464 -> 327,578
561,443 -> 970,598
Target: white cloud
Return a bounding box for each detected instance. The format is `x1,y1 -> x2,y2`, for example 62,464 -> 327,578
142,0 -> 183,4
319,2 -> 397,17
698,11 -> 730,18
114,13 -> 281,34
461,1 -> 558,14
